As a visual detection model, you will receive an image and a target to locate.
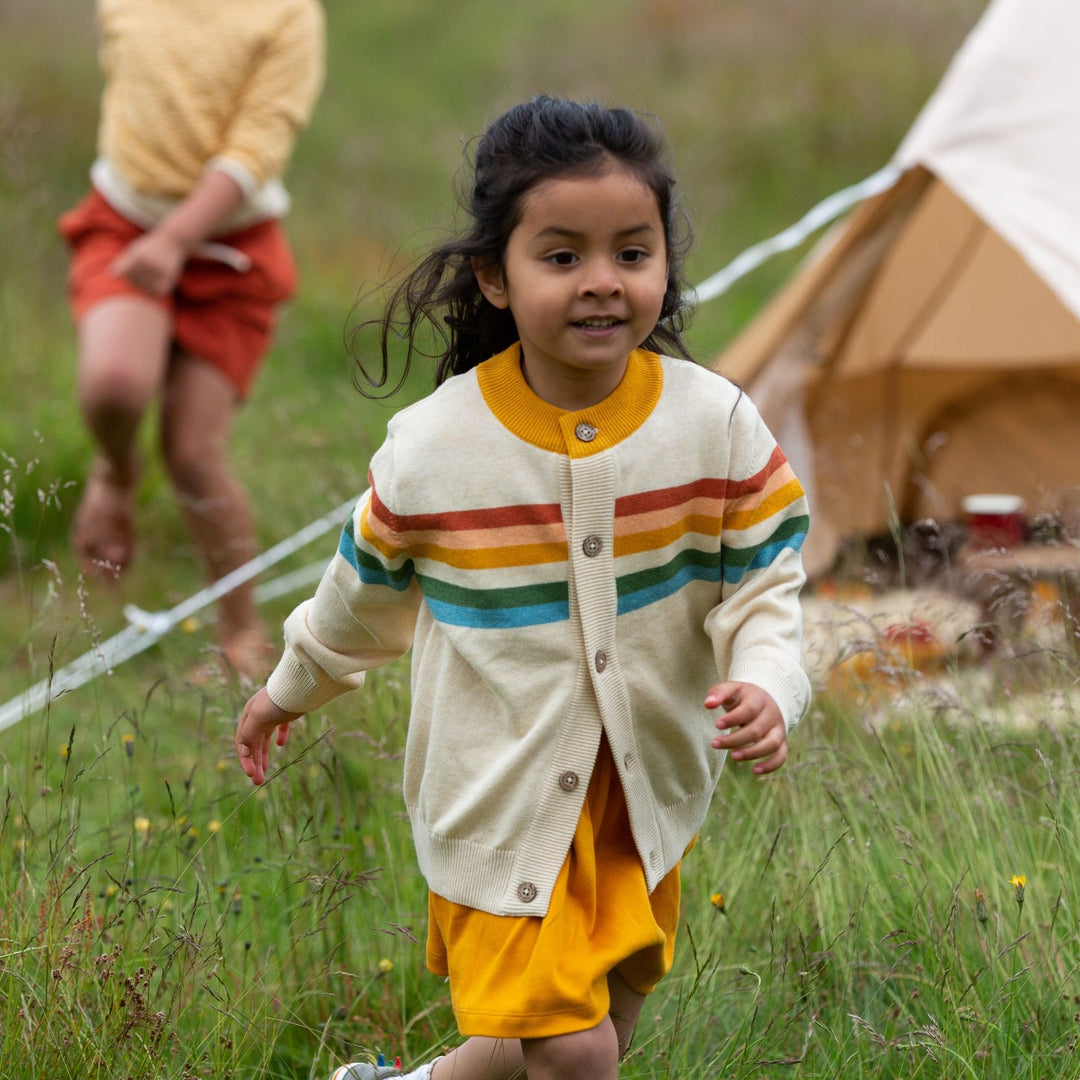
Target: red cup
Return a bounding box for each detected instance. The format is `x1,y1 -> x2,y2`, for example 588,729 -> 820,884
961,494 -> 1026,548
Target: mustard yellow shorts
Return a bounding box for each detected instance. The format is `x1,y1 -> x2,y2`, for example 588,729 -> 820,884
426,738 -> 683,1039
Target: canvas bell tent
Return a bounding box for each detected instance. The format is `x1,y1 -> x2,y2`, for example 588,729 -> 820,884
712,0 -> 1080,578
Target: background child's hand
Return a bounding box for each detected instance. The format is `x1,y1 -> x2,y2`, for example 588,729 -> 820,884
235,687 -> 303,786
110,229 -> 189,297
705,681 -> 788,774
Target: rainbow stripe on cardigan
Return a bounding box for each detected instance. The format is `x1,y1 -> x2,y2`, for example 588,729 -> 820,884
339,348 -> 807,630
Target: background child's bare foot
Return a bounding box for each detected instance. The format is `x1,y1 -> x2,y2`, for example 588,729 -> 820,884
71,460 -> 137,580
220,627 -> 277,683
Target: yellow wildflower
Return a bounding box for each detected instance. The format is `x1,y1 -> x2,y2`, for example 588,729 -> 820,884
208,820 -> 222,834
134,816 -> 151,836
59,744 -> 69,760
1009,874 -> 1026,907
378,958 -> 394,974
122,733 -> 135,758
710,892 -> 727,914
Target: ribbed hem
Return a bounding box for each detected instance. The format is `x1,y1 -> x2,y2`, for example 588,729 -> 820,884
89,156 -> 289,234
266,652 -> 345,714
726,656 -> 812,732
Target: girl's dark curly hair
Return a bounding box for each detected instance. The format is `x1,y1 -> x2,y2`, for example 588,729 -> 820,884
353,95 -> 694,396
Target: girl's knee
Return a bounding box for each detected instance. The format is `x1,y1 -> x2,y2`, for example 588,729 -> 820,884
521,1021 -> 619,1080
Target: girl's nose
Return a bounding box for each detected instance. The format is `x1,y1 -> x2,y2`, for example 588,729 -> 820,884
579,259 -> 623,298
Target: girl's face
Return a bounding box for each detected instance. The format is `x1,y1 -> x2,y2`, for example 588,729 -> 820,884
475,164 -> 668,411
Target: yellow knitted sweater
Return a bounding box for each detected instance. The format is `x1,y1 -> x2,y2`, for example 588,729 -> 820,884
93,0 -> 324,224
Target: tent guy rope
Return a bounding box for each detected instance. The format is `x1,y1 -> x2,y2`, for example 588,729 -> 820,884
687,164 -> 901,304
0,498 -> 354,734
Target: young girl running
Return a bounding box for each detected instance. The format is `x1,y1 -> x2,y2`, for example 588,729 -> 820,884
236,96 -> 811,1080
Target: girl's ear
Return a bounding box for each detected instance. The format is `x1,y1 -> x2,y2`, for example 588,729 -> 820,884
472,257 -> 510,309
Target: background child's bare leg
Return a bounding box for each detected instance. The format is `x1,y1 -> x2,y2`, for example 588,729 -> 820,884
160,352 -> 271,677
73,295 -> 172,577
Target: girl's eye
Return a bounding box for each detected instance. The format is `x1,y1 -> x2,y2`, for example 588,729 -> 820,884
618,249 -> 649,264
547,251 -> 578,266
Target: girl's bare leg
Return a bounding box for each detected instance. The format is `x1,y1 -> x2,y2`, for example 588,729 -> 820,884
606,967 -> 648,1059
160,352 -> 272,679
520,1021 -> 619,1080
429,974 -> 644,1080
430,1038 -> 524,1079
431,1028 -> 615,1080
73,296 -> 172,578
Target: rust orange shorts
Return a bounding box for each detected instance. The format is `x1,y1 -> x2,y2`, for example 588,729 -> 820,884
59,189 -> 298,398
426,739 -> 684,1039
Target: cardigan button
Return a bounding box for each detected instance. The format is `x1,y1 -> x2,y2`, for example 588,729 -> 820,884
517,881 -> 538,903
582,535 -> 602,557
574,422 -> 597,442
594,650 -> 608,672
558,770 -> 579,792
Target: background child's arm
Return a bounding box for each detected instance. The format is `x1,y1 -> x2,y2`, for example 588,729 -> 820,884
705,681 -> 787,774
109,168 -> 245,296
236,686 -> 303,786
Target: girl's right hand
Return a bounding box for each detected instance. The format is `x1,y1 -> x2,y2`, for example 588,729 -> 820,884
236,687 -> 303,785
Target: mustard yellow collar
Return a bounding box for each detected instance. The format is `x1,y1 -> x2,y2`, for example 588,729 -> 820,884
476,344 -> 663,456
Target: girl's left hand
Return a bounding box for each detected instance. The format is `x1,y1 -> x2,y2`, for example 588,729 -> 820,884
236,687 -> 303,786
705,681 -> 788,774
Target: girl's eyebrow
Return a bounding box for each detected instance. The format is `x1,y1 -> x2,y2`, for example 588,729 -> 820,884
533,222 -> 659,241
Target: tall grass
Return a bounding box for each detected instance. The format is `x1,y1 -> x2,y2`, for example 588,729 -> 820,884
12,2 -> 1079,1078
2,635 -> 1079,1078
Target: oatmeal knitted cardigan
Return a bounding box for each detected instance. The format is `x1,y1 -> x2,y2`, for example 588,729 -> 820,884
266,346 -> 811,917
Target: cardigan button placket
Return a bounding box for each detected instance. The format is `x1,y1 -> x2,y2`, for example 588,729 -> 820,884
516,881 -> 538,903
594,650 -> 608,673
574,422 -> 597,443
558,770 -> 579,792
582,535 -> 602,557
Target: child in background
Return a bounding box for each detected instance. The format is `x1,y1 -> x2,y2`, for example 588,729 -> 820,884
60,0 -> 324,678
236,96 -> 811,1080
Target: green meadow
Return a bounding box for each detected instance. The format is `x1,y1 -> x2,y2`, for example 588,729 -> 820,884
7,2 -> 1080,1077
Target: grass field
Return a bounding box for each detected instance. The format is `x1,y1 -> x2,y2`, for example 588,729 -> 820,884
8,2 -> 1080,1078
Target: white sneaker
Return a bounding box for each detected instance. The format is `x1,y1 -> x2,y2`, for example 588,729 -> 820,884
330,1064 -> 401,1080
331,1059 -> 438,1080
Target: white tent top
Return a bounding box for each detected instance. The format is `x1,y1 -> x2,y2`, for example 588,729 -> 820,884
895,0 -> 1080,321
